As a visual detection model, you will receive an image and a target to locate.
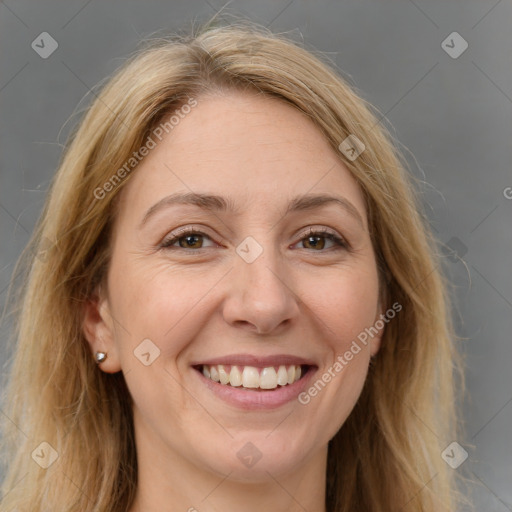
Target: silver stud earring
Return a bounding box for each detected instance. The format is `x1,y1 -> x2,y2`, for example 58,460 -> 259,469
95,351 -> 107,364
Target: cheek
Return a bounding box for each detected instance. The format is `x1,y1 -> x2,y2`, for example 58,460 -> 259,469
109,261 -> 212,426
108,257 -> 223,360
294,264 -> 379,435
304,263 -> 380,350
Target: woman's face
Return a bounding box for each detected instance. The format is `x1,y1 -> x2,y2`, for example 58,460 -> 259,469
86,91 -> 383,482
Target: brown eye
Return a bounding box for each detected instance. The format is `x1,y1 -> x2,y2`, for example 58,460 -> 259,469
297,230 -> 348,251
178,234 -> 204,249
161,230 -> 216,250
302,235 -> 326,250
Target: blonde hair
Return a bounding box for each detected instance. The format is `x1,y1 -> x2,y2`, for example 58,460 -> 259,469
1,21 -> 465,512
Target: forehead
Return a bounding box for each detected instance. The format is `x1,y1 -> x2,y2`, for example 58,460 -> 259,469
117,91 -> 366,224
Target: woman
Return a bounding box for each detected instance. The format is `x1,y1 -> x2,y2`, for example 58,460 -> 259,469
0,22 -> 465,511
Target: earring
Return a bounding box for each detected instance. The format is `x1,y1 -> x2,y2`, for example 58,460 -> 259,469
95,351 -> 107,364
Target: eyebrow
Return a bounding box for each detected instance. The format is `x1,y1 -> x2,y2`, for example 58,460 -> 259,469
139,192 -> 364,228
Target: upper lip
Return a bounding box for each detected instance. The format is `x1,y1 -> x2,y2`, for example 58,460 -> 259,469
192,353 -> 317,368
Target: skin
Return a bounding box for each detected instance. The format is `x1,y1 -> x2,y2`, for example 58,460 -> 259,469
83,91 -> 383,512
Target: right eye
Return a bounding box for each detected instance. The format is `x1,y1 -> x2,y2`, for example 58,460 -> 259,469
160,228 -> 218,250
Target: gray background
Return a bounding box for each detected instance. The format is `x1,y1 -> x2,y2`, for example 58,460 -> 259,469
1,1 -> 511,510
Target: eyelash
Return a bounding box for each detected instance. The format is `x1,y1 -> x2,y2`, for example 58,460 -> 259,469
159,226 -> 349,252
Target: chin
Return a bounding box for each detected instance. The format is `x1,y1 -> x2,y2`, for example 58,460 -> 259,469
193,432 -> 318,483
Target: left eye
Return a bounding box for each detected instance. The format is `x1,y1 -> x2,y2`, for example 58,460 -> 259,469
297,231 -> 346,251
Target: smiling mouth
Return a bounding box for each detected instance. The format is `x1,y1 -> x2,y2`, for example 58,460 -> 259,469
194,364 -> 311,391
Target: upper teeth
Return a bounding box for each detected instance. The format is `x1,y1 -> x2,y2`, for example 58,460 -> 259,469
202,364 -> 302,389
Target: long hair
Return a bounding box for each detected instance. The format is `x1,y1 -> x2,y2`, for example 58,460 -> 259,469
0,21 -> 465,511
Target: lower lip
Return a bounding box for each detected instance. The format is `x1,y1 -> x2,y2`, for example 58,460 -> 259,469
194,366 -> 316,410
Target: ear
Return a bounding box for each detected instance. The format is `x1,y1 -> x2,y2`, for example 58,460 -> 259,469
82,286 -> 122,373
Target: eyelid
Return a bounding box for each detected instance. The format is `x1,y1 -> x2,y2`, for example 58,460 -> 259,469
160,225 -> 349,251
160,225 -> 221,249
296,225 -> 343,240
293,226 -> 350,250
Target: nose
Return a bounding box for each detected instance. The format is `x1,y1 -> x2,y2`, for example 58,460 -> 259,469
222,244 -> 300,335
